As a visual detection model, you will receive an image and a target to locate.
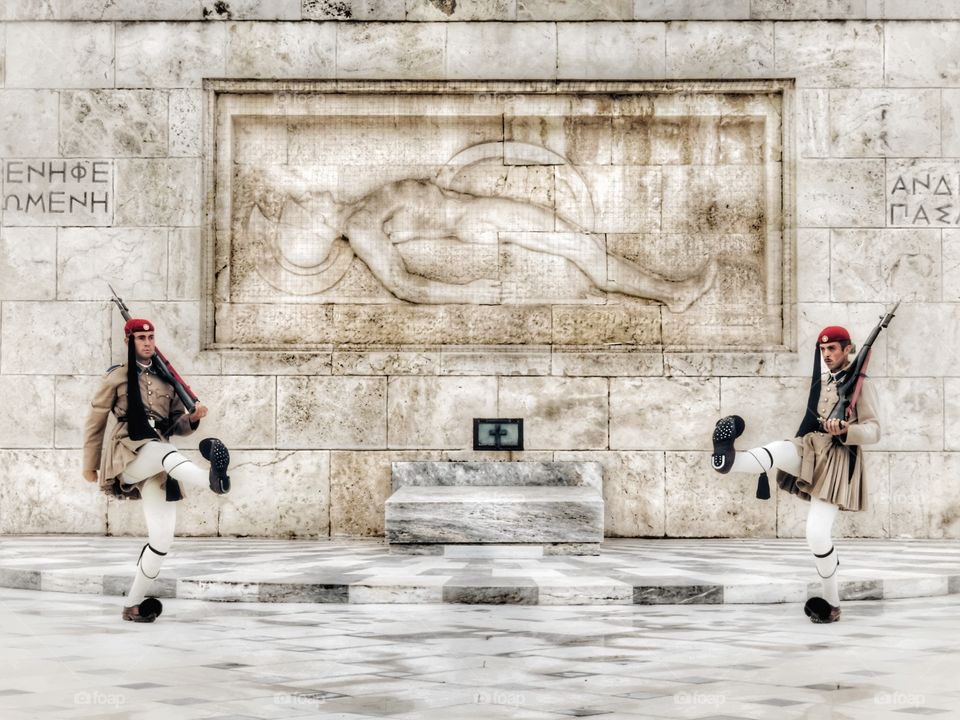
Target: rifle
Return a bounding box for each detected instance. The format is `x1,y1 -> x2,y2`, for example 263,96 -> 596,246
108,284 -> 199,414
822,300 -> 900,427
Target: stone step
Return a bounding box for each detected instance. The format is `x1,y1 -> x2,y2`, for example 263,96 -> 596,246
385,485 -> 603,545
391,461 -> 602,489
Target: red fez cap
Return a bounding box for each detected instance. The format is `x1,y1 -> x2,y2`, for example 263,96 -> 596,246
124,318 -> 155,336
817,325 -> 850,345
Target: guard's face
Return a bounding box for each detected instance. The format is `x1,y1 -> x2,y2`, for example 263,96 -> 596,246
126,332 -> 156,363
819,341 -> 851,373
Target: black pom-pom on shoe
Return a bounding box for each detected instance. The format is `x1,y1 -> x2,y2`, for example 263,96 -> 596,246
199,438 -> 230,494
804,596 -> 841,624
711,415 -> 745,474
122,597 -> 162,623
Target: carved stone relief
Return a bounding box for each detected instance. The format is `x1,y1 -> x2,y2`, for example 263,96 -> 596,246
207,81 -> 790,350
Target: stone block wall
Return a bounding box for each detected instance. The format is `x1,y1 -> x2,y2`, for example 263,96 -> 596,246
1,1 -> 958,539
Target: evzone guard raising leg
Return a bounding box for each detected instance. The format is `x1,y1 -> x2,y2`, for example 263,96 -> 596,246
711,325 -> 882,623
82,318 -> 231,623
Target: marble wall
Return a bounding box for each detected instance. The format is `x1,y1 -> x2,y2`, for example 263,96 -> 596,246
1,4 -> 958,539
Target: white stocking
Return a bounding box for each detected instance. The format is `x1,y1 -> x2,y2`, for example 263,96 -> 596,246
730,440 -> 801,476
121,440 -> 209,491
806,497 -> 841,606
123,475 -> 177,606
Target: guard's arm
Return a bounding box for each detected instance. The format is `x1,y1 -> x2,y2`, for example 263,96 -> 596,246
82,370 -> 121,476
842,378 -> 881,446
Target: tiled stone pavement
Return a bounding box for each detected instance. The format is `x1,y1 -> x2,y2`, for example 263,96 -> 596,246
1,536 -> 959,605
0,586 -> 958,719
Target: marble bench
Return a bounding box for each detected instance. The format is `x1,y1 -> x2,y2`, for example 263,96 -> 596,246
385,461 -> 604,555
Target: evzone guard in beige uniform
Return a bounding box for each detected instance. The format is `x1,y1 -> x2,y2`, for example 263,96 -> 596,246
710,325 -> 882,624
82,317 -> 231,623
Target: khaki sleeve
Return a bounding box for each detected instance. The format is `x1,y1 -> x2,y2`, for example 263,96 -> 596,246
843,377 -> 881,446
169,393 -> 198,438
82,370 -> 120,472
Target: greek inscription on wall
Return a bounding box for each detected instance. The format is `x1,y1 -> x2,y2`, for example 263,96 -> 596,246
887,160 -> 960,227
1,160 -> 112,226
208,82 -> 789,350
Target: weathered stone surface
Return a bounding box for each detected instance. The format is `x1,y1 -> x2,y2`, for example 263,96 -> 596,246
0,227 -> 56,300
115,159 -> 202,227
797,160 -> 885,227
945,231 -> 960,303
387,376 -> 497,448
186,376 -> 276,449
889,453 -> 960,538
634,0 -> 750,20
167,227 -> 201,301
797,229 -> 830,303
60,90 -> 168,158
557,450 -> 665,537
303,0 -> 405,20
55,375 -> 102,448
751,0 -> 866,19
169,90 -> 202,157
116,22 -> 226,88
886,303 -> 960,378
881,0 -> 960,18
446,22 -> 557,79
226,22 -> 335,78
392,461 -> 602,490
4,22 -> 113,88
666,21 -> 774,78
0,90 -> 58,157
53,0 -> 200,20
945,379 -> 960,451
2,302 -> 110,375
336,351 -> 438,375
203,0 -> 301,19
885,21 -> 960,86
277,376 -> 386,448
406,0 -> 515,20
330,450 -> 442,536
0,376 -> 54,448
611,377 -> 719,451
775,21 -> 883,87
829,89 -> 940,158
558,23 -> 664,80
57,228 -> 167,301
661,165 -> 765,234
518,0 -> 630,19
798,89 -> 830,158
578,166 -> 662,233
0,450 -> 106,533
222,351 -> 332,376
338,23 -> 445,79
440,350 -> 549,376
665,451 -> 776,537
552,306 -> 662,346
664,352 -> 796,378
831,229 -> 941,302
552,351 -> 664,377
219,451 -> 330,538
872,378 -> 942,452
500,377 -> 608,450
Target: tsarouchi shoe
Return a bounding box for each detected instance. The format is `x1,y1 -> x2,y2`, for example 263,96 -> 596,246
711,415 -> 745,474
804,596 -> 841,624
199,438 -> 230,494
122,597 -> 163,623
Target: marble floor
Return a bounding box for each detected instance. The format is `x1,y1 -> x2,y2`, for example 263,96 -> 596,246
1,536 -> 958,606
0,586 -> 957,719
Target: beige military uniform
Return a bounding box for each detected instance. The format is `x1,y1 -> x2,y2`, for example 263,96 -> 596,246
82,365 -> 196,498
778,372 -> 881,511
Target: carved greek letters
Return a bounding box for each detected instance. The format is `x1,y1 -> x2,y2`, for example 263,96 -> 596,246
1,159 -> 112,226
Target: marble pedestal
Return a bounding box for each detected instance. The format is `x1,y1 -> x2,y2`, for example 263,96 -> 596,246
385,461 -> 604,555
